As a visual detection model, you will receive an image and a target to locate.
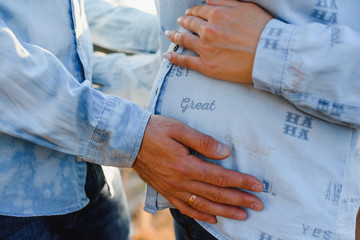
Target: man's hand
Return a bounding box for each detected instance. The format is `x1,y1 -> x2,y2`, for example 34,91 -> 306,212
162,0 -> 272,83
133,115 -> 264,224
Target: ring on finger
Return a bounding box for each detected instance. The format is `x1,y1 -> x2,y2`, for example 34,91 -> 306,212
187,194 -> 197,206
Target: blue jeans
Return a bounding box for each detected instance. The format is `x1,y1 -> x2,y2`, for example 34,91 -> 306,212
171,209 -> 218,240
0,163 -> 130,240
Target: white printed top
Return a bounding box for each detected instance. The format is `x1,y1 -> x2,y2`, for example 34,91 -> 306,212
145,0 -> 360,239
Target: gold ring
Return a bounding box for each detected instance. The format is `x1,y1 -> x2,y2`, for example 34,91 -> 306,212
187,194 -> 197,206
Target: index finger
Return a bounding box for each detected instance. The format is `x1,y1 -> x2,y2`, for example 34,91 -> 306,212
189,156 -> 264,192
171,122 -> 231,159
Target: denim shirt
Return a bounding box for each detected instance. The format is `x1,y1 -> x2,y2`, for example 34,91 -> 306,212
145,0 -> 360,239
0,0 -> 150,216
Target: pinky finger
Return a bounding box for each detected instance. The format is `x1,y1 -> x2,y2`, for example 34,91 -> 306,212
163,52 -> 203,72
169,197 -> 217,224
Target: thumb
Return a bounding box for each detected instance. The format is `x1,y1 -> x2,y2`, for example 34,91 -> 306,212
172,123 -> 231,159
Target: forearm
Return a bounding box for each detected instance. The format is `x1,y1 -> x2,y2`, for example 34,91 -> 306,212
253,19 -> 360,128
0,20 -> 150,167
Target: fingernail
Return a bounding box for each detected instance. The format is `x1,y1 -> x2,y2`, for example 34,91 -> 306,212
177,17 -> 182,24
185,9 -> 190,15
250,203 -> 263,211
216,143 -> 231,157
162,53 -> 172,61
251,184 -> 263,192
234,213 -> 246,221
165,30 -> 173,39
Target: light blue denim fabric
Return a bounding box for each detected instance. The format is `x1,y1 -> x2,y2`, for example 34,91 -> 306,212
146,0 -> 360,239
0,0 -> 151,217
92,52 -> 160,108
85,0 -> 161,107
0,165 -> 131,240
84,0 -> 159,54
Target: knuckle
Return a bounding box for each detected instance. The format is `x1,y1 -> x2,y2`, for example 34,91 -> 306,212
208,7 -> 224,19
178,34 -> 187,45
198,46 -> 218,71
216,174 -> 228,187
179,54 -> 192,66
177,166 -> 192,178
209,191 -> 223,202
168,32 -> 175,42
173,32 -> 183,44
195,200 -> 208,212
170,53 -> 179,65
170,179 -> 186,190
201,25 -> 216,39
182,16 -> 190,26
239,175 -> 251,188
193,164 -> 207,180
201,43 -> 215,54
181,57 -> 190,68
183,16 -> 195,28
167,160 -> 190,178
203,60 -> 218,75
172,54 -> 186,68
236,197 -> 246,207
199,134 -> 213,152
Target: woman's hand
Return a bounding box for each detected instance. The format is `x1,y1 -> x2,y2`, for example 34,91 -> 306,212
163,0 -> 273,83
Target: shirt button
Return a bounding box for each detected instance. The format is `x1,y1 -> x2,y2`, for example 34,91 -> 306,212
155,88 -> 159,95
173,45 -> 179,52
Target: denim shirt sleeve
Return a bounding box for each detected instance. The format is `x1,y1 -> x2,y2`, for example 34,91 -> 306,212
0,19 -> 151,168
253,19 -> 360,129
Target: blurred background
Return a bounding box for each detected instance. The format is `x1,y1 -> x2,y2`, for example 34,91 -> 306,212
120,169 -> 175,240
